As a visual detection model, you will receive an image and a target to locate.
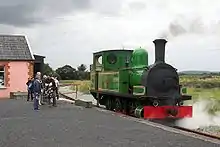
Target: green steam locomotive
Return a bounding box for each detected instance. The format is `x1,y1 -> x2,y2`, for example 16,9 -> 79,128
90,39 -> 192,119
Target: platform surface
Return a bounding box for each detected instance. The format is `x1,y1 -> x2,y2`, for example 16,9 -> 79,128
0,98 -> 219,147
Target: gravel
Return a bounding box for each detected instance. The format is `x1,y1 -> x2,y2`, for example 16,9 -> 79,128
196,126 -> 220,136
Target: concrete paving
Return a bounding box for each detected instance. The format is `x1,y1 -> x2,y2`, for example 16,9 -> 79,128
0,98 -> 219,147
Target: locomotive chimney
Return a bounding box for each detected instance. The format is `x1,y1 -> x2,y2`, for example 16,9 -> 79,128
153,39 -> 167,63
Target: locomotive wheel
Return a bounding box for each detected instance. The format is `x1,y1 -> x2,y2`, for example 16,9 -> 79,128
105,98 -> 114,111
115,98 -> 122,112
105,98 -> 111,110
128,101 -> 137,115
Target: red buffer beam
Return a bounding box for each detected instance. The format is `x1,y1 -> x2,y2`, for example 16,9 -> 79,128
143,106 -> 193,119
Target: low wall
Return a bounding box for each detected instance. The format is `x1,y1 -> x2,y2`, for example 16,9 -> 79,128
10,92 -> 28,99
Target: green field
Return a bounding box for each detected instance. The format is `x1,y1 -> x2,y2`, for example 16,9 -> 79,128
60,75 -> 220,114
180,75 -> 220,100
186,87 -> 220,100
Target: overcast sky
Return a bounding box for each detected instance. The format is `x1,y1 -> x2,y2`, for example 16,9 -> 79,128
2,0 -> 220,71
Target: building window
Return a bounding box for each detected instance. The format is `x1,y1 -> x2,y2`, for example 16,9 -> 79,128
0,66 -> 5,87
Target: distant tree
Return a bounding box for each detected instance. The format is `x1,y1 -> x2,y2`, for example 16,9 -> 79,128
42,63 -> 54,76
55,65 -> 77,80
84,71 -> 90,80
77,64 -> 88,80
52,72 -> 61,80
77,64 -> 87,72
42,63 -> 61,79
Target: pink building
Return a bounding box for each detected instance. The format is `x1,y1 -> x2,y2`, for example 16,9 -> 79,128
0,35 -> 36,99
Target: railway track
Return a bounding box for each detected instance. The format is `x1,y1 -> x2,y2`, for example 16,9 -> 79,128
174,126 -> 220,140
59,87 -> 220,141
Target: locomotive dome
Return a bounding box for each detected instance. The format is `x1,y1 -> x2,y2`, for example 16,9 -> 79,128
131,47 -> 148,67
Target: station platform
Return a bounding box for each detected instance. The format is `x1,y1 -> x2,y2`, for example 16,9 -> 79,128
0,97 -> 219,147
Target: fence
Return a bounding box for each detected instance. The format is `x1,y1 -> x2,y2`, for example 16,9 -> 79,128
59,83 -> 80,99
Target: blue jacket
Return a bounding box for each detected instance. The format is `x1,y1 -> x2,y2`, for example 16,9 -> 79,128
32,79 -> 42,94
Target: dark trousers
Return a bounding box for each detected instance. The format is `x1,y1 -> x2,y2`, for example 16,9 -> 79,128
52,96 -> 57,106
27,90 -> 33,101
42,89 -> 47,102
55,87 -> 59,99
48,91 -> 57,106
33,93 -> 39,110
48,96 -> 57,106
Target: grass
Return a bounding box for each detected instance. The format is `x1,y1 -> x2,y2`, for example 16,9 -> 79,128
180,75 -> 220,115
60,80 -> 91,94
179,75 -> 220,101
187,87 -> 220,100
185,87 -> 220,115
180,75 -> 220,88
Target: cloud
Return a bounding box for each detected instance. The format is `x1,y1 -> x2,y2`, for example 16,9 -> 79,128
89,0 -> 124,16
0,0 -> 90,27
2,0 -> 220,71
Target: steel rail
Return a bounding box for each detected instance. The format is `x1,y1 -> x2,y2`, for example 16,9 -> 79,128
174,126 -> 220,140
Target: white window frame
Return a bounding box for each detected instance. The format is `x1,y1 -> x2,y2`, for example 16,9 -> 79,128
0,66 -> 5,88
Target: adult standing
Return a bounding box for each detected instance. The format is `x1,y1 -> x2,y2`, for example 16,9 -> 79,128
45,76 -> 57,107
42,75 -> 47,103
26,77 -> 34,101
54,77 -> 59,100
36,72 -> 44,105
32,73 -> 42,110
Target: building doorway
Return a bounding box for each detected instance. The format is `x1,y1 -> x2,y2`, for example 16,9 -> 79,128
34,55 -> 45,76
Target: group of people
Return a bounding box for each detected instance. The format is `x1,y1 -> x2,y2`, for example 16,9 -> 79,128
26,72 -> 60,110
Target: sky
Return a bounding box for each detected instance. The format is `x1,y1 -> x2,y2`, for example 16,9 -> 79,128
2,0 -> 220,71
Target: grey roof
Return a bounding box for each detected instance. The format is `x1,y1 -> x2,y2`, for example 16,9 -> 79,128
0,35 -> 34,61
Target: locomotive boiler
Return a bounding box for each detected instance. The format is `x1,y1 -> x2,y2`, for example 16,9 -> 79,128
90,39 -> 192,119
